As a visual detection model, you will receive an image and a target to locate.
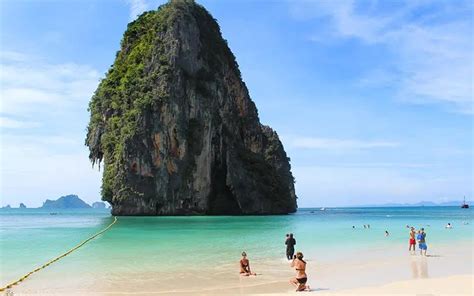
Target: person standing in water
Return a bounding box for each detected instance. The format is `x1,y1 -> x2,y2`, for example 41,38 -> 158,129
285,233 -> 296,260
409,227 -> 416,253
417,228 -> 428,256
239,252 -> 256,276
290,252 -> 309,292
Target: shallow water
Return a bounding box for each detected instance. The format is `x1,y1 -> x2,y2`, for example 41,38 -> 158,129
0,207 -> 472,287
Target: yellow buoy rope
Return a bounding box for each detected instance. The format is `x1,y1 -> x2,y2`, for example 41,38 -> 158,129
0,216 -> 118,292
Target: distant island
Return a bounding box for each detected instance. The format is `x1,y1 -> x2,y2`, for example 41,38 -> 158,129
0,195 -> 109,209
41,194 -> 92,209
357,200 -> 472,207
92,202 -> 106,209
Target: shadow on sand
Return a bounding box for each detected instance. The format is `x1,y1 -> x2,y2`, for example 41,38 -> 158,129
310,287 -> 330,292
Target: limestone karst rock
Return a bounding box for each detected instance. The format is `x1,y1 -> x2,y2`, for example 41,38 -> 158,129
86,0 -> 297,215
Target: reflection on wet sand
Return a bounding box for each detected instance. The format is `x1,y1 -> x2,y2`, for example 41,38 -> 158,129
410,256 -> 429,279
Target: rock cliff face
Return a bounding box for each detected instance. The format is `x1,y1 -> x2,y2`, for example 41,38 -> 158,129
86,0 -> 297,215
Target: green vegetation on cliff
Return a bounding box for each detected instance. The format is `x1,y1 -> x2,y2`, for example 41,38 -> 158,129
87,5 -> 175,201
86,0 -> 296,215
86,1 -> 241,203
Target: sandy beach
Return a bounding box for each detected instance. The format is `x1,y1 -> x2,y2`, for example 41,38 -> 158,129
9,240 -> 472,295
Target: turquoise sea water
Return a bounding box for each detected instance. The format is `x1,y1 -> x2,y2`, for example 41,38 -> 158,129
0,207 -> 472,287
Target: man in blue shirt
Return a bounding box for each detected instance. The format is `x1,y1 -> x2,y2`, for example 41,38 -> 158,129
417,228 -> 427,256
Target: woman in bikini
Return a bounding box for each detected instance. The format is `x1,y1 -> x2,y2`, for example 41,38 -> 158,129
290,251 -> 309,291
239,252 -> 256,276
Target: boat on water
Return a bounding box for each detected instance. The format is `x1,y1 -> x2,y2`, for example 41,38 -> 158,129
461,196 -> 469,209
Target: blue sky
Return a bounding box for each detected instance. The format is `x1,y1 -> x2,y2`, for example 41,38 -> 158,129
0,0 -> 472,207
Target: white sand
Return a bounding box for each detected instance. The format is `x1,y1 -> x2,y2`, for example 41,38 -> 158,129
332,274 -> 473,295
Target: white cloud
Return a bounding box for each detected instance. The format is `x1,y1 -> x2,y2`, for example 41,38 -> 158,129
313,162 -> 430,169
0,117 -> 39,128
0,54 -> 100,116
0,52 -> 102,207
286,136 -> 399,150
126,0 -> 149,21
290,0 -> 473,113
0,51 -> 31,63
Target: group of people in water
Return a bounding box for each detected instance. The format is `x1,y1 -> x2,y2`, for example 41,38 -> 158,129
408,222 -> 458,256
239,233 -> 309,292
238,222 -> 457,292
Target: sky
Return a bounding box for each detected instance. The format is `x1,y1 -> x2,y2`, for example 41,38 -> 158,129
0,0 -> 472,208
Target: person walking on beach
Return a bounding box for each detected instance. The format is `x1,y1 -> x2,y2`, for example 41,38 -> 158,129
285,233 -> 296,260
409,227 -> 416,253
290,252 -> 309,292
239,252 -> 256,276
417,229 -> 427,256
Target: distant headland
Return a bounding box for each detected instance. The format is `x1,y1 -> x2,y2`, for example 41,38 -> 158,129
1,194 -> 108,209
356,200 -> 472,207
41,194 -> 92,209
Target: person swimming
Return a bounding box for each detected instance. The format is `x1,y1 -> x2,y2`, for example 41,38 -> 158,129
239,252 -> 256,276
385,230 -> 389,236
290,252 -> 309,292
445,223 -> 452,229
